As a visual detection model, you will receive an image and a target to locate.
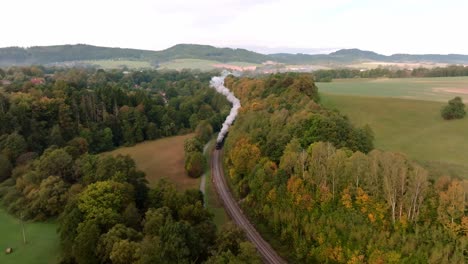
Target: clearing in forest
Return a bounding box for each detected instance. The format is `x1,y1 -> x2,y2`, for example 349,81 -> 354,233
105,134 -> 199,190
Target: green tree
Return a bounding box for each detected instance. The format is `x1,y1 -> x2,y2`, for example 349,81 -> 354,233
48,124 -> 65,146
1,132 -> 27,162
78,181 -> 133,228
97,224 -> 141,263
195,120 -> 213,144
72,219 -> 100,264
145,122 -> 159,140
184,151 -> 206,178
441,96 -> 466,120
34,176 -> 69,217
110,239 -> 140,264
37,148 -> 73,181
184,137 -> 203,153
0,153 -> 12,182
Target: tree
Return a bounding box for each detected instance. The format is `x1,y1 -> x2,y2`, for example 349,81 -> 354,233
145,122 -> 159,140
438,179 -> 467,234
185,151 -> 206,178
37,148 -> 73,181
441,96 -> 466,120
184,137 -> 203,153
78,181 -> 133,228
195,120 -> 213,144
0,153 -> 12,182
72,219 -> 100,264
1,132 -> 27,162
228,137 -> 261,178
110,239 -> 140,264
97,224 -> 141,263
48,125 -> 65,146
34,176 -> 69,217
214,223 -> 246,255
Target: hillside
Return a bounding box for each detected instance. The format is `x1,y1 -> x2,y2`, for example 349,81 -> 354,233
1,44 -> 468,68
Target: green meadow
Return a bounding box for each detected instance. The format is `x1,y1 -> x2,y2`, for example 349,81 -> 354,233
0,209 -> 60,264
318,77 -> 468,102
158,59 -> 260,71
82,59 -> 153,69
321,93 -> 468,178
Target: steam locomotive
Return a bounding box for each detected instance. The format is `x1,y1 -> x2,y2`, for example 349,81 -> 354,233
215,132 -> 228,150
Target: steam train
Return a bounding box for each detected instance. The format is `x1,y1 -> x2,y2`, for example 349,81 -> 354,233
215,132 -> 228,150
215,142 -> 223,150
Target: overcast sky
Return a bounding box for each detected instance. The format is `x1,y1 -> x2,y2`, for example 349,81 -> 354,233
1,0 -> 467,55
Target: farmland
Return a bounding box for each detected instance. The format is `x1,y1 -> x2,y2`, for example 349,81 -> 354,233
318,76 -> 468,102
321,93 -> 468,178
0,209 -> 60,264
105,134 -> 200,190
81,59 -> 153,69
158,59 -> 260,71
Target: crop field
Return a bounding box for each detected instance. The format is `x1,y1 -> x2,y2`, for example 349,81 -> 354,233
105,134 -> 200,190
321,94 -> 468,178
318,77 -> 468,102
0,209 -> 60,264
82,59 -> 153,69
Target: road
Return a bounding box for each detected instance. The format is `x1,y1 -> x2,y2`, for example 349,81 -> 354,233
211,149 -> 286,264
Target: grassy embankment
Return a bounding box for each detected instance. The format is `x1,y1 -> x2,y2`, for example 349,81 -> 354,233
319,77 -> 468,178
0,209 -> 60,264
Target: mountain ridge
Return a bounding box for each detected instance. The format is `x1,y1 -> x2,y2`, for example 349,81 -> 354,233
1,43 -> 468,67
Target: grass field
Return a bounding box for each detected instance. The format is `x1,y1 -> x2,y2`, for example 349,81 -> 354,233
105,134 -> 200,190
106,135 -> 228,225
0,209 -> 60,264
159,59 -> 260,71
321,94 -> 468,178
82,59 -> 153,69
318,77 -> 468,102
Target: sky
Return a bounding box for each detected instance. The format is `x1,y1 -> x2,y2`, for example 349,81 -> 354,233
1,0 -> 468,55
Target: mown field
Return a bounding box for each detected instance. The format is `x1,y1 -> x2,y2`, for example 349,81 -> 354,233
318,77 -> 468,102
0,209 -> 60,264
105,134 -> 200,190
321,94 -> 468,178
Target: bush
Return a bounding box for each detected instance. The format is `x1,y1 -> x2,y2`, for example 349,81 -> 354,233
441,96 -> 466,120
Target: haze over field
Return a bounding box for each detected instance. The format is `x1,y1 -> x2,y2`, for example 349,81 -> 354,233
1,0 -> 468,55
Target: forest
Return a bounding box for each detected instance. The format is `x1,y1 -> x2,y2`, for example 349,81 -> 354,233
313,65 -> 468,82
0,66 -> 263,263
223,73 -> 468,263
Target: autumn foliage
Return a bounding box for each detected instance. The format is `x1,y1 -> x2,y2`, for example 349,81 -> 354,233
223,73 -> 468,263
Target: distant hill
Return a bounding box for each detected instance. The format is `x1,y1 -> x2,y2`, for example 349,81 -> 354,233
1,44 -> 468,68
151,44 -> 269,64
0,44 -> 154,66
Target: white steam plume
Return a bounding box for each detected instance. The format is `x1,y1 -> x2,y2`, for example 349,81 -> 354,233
210,71 -> 241,143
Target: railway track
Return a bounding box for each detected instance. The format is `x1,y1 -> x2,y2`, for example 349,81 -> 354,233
211,149 -> 286,264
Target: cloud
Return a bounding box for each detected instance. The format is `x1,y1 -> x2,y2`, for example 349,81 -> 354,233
1,0 -> 468,54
